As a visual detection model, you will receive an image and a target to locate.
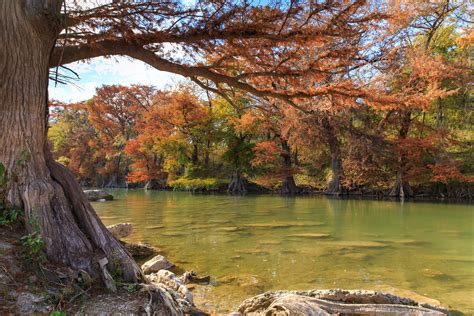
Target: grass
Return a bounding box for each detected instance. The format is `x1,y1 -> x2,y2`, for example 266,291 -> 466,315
168,178 -> 228,192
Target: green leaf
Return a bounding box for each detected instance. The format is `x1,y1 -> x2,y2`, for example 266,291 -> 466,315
0,162 -> 5,178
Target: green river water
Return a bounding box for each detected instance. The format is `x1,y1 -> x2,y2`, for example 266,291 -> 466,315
93,190 -> 474,314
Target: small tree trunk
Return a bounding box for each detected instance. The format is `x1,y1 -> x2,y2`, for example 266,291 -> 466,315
326,157 -> 345,195
204,140 -> 210,167
191,143 -> 199,165
280,176 -> 298,195
389,111 -> 413,198
0,1 -> 141,282
228,170 -> 247,195
280,139 -> 298,195
389,170 -> 413,198
321,117 -> 345,195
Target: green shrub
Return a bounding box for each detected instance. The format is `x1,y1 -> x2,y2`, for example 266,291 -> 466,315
20,218 -> 45,263
20,231 -> 45,263
0,162 -> 6,188
127,283 -> 139,293
0,208 -> 22,225
168,178 -> 228,191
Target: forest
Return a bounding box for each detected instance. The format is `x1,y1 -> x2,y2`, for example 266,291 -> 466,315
49,20 -> 473,198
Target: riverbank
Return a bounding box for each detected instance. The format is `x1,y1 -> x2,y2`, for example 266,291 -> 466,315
88,180 -> 474,202
0,222 -> 143,314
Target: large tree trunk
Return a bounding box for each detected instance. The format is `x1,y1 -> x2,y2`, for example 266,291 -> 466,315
389,111 -> 413,198
0,1 -> 141,282
280,139 -> 298,195
321,117 -> 345,195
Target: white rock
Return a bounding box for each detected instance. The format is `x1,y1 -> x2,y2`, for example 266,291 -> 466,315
141,255 -> 174,274
146,270 -> 193,304
16,292 -> 52,314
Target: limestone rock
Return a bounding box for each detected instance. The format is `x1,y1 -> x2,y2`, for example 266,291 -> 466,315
181,271 -> 210,284
146,270 -> 193,304
374,285 -> 445,308
84,189 -> 113,201
16,292 -> 52,314
123,242 -> 158,258
142,255 -> 174,274
107,223 -> 133,239
266,294 -> 330,315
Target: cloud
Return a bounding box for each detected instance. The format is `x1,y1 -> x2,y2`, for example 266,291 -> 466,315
49,56 -> 183,102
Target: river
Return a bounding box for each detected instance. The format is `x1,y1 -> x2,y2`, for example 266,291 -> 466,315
93,190 -> 474,314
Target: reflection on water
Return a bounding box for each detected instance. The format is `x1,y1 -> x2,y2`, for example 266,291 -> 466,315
93,190 -> 474,314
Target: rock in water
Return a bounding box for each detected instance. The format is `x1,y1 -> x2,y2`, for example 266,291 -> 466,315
181,271 -> 211,284
142,255 -> 174,274
107,223 -> 133,239
123,241 -> 158,258
83,189 -> 113,201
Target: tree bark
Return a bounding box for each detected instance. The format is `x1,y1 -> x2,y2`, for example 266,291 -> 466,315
280,139 -> 298,195
389,111 -> 413,198
191,143 -> 199,166
321,117 -> 345,195
228,170 -> 247,195
0,1 -> 141,282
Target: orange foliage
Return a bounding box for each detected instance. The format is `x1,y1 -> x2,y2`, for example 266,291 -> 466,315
251,141 -> 281,167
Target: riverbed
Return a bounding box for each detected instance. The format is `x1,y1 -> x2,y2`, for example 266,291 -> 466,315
93,190 -> 474,314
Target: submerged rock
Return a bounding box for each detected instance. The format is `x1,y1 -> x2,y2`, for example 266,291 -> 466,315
341,253 -> 373,261
216,226 -> 242,232
123,242 -> 158,258
287,233 -> 331,239
332,241 -> 388,250
181,271 -> 211,284
217,275 -> 238,285
243,223 -> 291,229
258,240 -> 282,245
421,268 -> 450,279
142,255 -> 174,274
145,225 -> 165,230
84,189 -> 113,201
236,249 -> 269,256
394,239 -> 428,246
107,223 -> 133,239
238,275 -> 269,295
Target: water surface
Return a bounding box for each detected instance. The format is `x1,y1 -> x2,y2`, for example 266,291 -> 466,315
93,190 -> 474,314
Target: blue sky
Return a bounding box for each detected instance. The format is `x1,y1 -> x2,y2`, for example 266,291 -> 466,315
49,56 -> 182,103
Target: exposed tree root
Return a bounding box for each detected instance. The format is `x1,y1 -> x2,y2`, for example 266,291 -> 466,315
237,289 -> 448,315
228,171 -> 248,195
389,172 -> 414,198
280,176 -> 298,195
